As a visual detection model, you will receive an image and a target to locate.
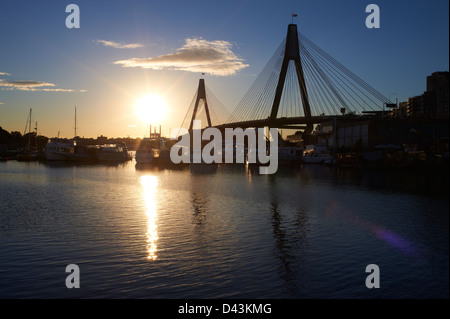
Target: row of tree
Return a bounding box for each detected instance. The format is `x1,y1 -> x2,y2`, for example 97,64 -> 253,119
0,126 -> 49,152
0,126 -> 152,153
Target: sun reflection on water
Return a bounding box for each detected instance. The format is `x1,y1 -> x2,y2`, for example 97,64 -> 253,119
140,175 -> 159,261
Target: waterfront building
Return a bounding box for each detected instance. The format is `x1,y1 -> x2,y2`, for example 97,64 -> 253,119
427,71 -> 449,119
399,71 -> 449,120
316,117 -> 448,153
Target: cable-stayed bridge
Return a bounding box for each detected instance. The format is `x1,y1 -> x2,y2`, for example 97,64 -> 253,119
180,23 -> 394,135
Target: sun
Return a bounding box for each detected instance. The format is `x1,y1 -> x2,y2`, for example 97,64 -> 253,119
136,93 -> 167,124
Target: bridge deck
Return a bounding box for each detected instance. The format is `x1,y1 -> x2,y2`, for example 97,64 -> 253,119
214,115 -> 370,129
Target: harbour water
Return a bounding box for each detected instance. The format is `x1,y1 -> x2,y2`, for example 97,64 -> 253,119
0,159 -> 448,299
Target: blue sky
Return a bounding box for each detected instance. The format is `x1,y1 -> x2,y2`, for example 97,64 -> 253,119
0,0 -> 448,138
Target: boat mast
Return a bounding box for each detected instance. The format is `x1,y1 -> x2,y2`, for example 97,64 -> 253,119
74,106 -> 77,138
28,108 -> 32,151
35,121 -> 38,151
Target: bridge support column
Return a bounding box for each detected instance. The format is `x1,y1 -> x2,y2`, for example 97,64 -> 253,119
189,78 -> 212,131
270,24 -> 313,134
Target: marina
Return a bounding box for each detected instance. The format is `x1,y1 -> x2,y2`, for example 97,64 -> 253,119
0,1 -> 448,302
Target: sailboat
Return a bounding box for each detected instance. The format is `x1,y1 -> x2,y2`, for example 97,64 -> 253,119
44,106 -> 77,161
71,106 -> 98,163
16,108 -> 39,161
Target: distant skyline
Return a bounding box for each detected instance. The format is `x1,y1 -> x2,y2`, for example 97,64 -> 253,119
0,0 -> 448,138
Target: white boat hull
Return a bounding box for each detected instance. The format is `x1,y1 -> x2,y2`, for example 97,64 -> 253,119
44,138 -> 76,161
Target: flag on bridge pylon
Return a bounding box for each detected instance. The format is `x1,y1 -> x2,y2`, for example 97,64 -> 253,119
292,13 -> 298,24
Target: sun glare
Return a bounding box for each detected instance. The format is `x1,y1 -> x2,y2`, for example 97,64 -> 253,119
136,93 -> 167,124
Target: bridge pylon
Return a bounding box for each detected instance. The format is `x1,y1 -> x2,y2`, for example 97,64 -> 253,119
189,78 -> 212,131
270,24 -> 313,134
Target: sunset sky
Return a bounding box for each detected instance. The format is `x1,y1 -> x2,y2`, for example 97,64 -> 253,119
0,0 -> 448,138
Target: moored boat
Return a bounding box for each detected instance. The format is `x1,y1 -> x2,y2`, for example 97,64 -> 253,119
301,144 -> 335,164
135,131 -> 168,164
16,150 -> 39,161
17,108 -> 39,161
96,143 -> 132,162
71,145 -> 98,163
336,152 -> 365,167
135,138 -> 161,164
44,138 -> 76,161
278,146 -> 303,165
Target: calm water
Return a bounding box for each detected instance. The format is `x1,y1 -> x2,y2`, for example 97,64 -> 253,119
0,159 -> 448,299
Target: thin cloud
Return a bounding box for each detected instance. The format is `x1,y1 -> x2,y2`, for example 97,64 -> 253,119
95,39 -> 144,49
0,79 -> 85,92
114,37 -> 249,76
0,80 -> 55,88
0,72 -> 11,76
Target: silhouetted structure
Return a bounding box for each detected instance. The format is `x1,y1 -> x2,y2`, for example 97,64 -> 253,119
189,78 -> 212,130
400,72 -> 449,119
